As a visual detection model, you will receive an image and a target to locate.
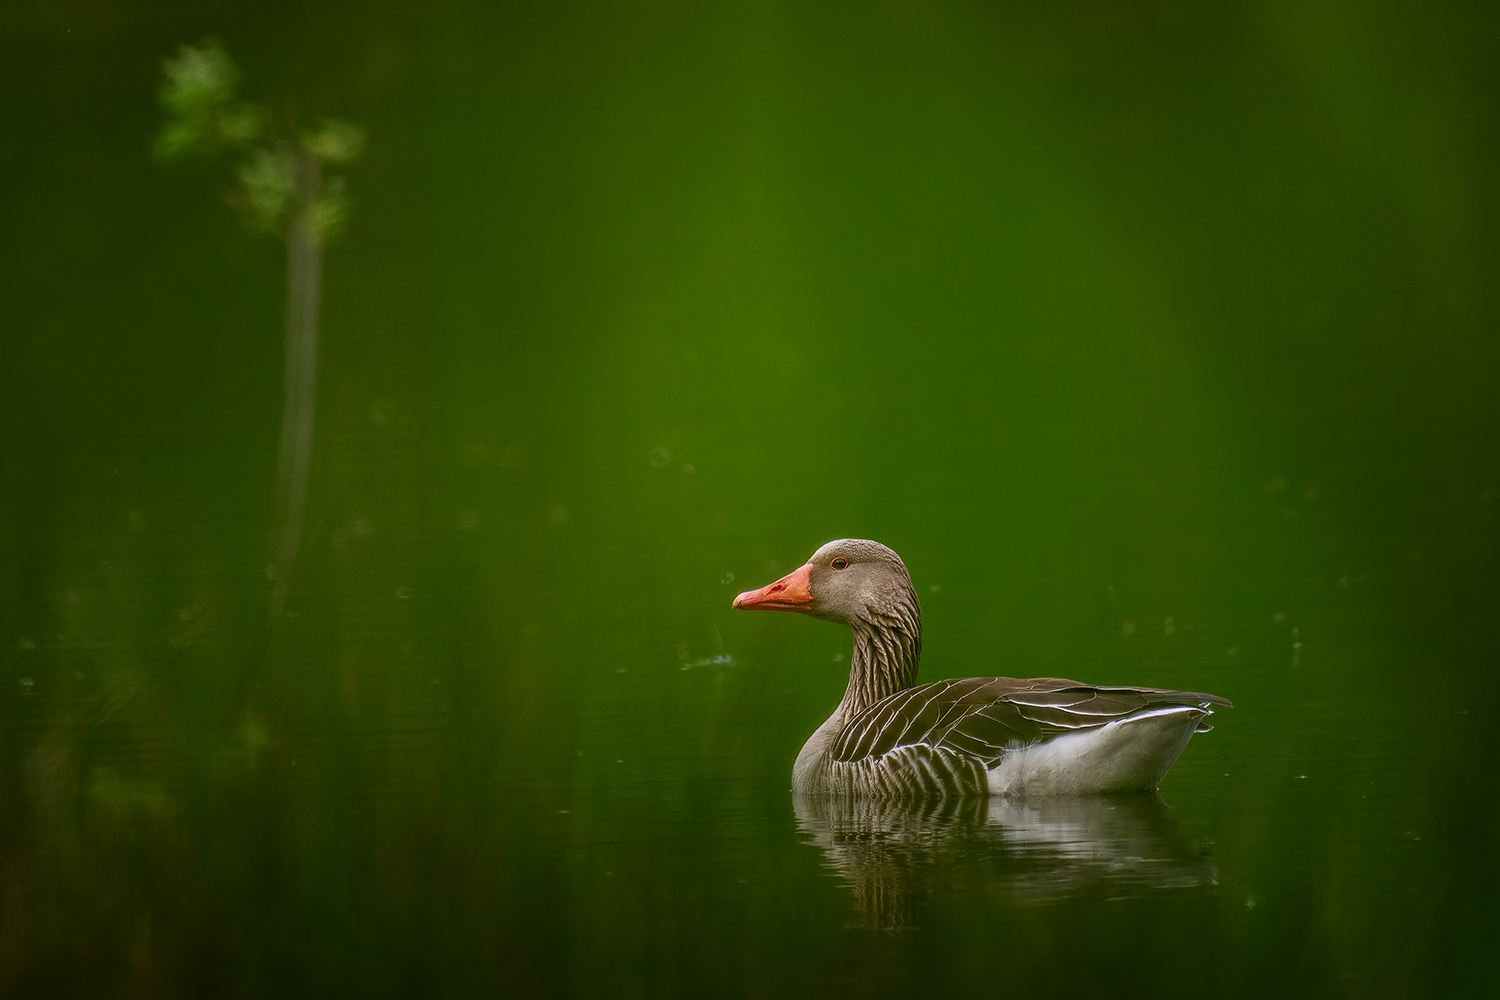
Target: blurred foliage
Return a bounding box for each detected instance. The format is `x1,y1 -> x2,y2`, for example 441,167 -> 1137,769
302,118 -> 366,165
155,40 -> 364,242
231,146 -> 293,231
153,40 -> 264,159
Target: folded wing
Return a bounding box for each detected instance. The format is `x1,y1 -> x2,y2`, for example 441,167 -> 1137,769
831,677 -> 1232,769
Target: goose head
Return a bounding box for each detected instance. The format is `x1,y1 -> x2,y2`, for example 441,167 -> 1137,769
732,539 -> 919,629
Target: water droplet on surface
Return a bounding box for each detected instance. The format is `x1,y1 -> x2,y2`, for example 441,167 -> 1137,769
681,655 -> 734,671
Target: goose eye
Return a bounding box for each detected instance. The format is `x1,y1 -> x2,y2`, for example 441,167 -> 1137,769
830,557 -> 849,570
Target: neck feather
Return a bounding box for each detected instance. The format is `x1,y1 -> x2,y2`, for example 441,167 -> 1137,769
836,599 -> 922,718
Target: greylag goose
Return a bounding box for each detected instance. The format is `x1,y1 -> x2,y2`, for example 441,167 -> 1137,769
733,539 -> 1230,797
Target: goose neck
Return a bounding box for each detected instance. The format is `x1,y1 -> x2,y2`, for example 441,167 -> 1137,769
835,615 -> 921,719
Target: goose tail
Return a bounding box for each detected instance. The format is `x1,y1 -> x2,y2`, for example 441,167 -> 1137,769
987,705 -> 1211,796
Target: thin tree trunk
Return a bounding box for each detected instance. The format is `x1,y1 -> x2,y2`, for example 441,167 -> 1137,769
270,149 -> 323,618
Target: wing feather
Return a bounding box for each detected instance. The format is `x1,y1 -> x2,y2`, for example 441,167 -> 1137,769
831,676 -> 1232,768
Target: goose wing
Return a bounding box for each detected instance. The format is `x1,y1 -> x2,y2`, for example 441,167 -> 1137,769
831,677 -> 1232,768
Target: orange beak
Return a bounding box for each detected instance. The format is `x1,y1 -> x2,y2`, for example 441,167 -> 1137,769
733,563 -> 813,611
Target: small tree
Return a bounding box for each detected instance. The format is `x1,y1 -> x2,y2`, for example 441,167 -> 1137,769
156,41 -> 364,617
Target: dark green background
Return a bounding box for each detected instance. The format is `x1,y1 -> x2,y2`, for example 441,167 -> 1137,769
2,1 -> 1496,996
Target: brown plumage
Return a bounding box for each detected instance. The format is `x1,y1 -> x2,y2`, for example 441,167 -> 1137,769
733,539 -> 1231,798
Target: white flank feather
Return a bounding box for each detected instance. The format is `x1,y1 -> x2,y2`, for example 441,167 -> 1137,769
987,706 -> 1206,796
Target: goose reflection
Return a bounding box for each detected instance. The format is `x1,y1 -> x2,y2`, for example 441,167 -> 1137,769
794,793 -> 1218,929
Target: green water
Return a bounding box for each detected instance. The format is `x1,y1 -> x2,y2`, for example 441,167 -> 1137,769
3,1 -> 1497,995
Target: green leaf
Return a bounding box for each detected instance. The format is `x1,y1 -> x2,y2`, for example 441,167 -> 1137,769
302,120 -> 366,165
309,177 -> 352,242
235,148 -> 294,233
154,40 -> 264,161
